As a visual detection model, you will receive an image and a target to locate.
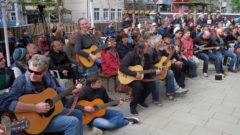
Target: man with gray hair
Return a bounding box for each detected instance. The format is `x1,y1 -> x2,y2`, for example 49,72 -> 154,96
1,54 -> 84,135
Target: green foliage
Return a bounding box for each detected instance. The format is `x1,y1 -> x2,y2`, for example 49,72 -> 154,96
20,0 -> 64,16
231,0 -> 240,12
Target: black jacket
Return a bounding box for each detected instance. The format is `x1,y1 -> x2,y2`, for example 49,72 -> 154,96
49,50 -> 72,72
193,32 -> 218,49
119,51 -> 154,79
66,85 -> 114,110
215,35 -> 230,50
116,43 -> 133,60
0,68 -> 15,91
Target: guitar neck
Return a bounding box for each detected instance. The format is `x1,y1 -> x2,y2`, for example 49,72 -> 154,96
97,100 -> 119,110
140,69 -> 156,74
52,85 -> 75,104
93,49 -> 102,54
202,47 -> 218,50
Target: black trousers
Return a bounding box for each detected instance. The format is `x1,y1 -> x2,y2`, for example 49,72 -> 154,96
171,62 -> 186,88
129,80 -> 154,109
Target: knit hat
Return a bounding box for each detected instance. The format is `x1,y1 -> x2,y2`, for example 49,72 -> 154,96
13,48 -> 27,61
173,27 -> 181,34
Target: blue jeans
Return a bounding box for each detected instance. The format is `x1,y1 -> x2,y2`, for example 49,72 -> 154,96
165,70 -> 175,96
92,109 -> 128,129
44,108 -> 83,135
236,53 -> 240,68
152,80 -> 160,102
196,52 -> 222,73
216,50 -> 237,70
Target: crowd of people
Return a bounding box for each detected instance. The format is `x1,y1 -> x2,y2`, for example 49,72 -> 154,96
0,11 -> 240,135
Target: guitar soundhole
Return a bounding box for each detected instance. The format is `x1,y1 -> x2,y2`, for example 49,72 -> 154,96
93,106 -> 99,111
41,99 -> 55,117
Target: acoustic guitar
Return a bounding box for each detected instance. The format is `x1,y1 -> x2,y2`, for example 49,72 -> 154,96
76,45 -> 101,68
154,46 -> 176,80
1,116 -> 29,135
15,85 -> 76,134
78,98 -> 129,125
118,65 -> 157,85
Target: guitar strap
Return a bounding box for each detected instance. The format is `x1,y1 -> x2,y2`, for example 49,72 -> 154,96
67,92 -> 80,115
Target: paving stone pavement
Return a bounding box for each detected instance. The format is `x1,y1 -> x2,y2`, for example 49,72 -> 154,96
84,69 -> 240,135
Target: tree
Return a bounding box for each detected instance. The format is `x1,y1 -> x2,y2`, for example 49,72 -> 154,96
231,0 -> 240,13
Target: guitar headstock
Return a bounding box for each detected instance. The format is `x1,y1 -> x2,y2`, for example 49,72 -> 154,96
1,118 -> 30,132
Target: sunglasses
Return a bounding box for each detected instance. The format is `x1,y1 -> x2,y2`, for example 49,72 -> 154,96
28,68 -> 45,75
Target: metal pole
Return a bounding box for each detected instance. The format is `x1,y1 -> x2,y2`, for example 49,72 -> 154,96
89,0 -> 94,27
58,6 -> 62,25
14,0 -> 20,26
1,2 -> 11,66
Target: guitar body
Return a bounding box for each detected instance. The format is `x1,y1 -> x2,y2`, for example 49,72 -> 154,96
118,65 -> 144,85
154,56 -> 171,80
76,45 -> 101,68
15,88 -> 64,134
78,99 -> 107,125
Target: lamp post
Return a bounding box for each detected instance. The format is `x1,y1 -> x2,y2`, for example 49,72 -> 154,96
1,1 -> 11,66
58,5 -> 62,25
89,0 -> 94,27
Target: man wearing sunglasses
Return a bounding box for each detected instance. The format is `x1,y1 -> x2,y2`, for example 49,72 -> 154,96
0,52 -> 15,94
1,54 -> 84,135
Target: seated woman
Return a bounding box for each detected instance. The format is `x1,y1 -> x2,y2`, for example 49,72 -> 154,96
11,48 -> 28,78
101,36 -> 120,76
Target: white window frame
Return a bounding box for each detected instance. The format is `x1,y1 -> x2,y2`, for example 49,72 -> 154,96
10,12 -> 16,21
94,8 -> 100,21
103,8 -> 109,21
117,9 -> 122,19
110,9 -> 115,20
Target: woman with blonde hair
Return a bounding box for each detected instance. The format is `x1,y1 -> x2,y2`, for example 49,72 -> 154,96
75,18 -> 100,76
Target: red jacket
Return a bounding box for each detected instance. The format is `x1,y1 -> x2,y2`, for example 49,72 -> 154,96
181,37 -> 193,59
101,49 -> 120,76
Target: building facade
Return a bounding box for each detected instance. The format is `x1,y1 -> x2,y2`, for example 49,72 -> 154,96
63,0 -> 124,23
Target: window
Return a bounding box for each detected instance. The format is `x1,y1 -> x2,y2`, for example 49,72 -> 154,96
103,8 -> 108,21
117,9 -> 122,19
94,8 -> 100,21
10,12 -> 16,21
111,9 -> 115,20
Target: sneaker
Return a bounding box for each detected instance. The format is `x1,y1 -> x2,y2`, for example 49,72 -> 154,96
138,103 -> 148,108
167,95 -> 176,101
125,117 -> 140,125
203,73 -> 208,77
92,127 -> 103,135
153,101 -> 163,107
130,107 -> 139,116
228,69 -> 237,73
175,87 -> 189,94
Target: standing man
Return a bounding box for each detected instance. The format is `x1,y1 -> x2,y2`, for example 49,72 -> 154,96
103,21 -> 116,37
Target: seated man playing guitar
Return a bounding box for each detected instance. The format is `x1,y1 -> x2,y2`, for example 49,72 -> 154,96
151,35 -> 188,101
193,30 -> 222,77
1,54 -> 83,135
119,40 -> 161,115
66,74 -> 140,135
